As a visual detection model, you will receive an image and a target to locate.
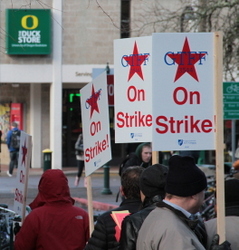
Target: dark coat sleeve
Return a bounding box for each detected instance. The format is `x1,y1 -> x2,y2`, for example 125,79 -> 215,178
84,216 -> 108,250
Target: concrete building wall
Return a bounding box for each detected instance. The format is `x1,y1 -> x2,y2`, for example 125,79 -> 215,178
63,1 -> 121,64
0,0 -> 121,65
0,0 -> 187,166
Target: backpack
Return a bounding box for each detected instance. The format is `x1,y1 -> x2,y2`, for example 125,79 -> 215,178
10,130 -> 21,149
118,153 -> 134,176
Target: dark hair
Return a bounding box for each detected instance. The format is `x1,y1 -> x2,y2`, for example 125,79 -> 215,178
121,166 -> 144,199
12,122 -> 18,128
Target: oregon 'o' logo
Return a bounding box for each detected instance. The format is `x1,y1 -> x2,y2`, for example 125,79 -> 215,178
21,15 -> 38,30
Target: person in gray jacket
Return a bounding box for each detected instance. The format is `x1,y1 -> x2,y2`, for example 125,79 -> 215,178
205,178 -> 239,250
136,155 -> 231,250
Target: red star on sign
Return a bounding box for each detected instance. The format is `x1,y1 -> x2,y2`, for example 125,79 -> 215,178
123,42 -> 149,81
21,141 -> 27,166
86,84 -> 101,118
167,37 -> 206,82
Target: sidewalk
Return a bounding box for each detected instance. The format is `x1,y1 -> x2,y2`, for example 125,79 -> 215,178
0,163 -> 119,177
0,163 -> 120,212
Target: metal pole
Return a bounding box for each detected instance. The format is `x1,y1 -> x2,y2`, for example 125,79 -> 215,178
101,165 -> 112,195
232,119 -> 236,163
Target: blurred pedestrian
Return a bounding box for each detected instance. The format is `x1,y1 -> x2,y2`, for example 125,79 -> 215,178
84,166 -> 143,250
14,169 -> 89,250
136,155 -> 231,250
6,122 -> 21,177
74,133 -> 84,186
119,164 -> 168,250
205,178 -> 239,250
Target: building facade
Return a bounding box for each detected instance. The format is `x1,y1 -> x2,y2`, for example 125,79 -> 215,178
0,0 -> 231,168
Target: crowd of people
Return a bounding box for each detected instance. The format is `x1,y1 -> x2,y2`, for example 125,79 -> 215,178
12,141 -> 239,250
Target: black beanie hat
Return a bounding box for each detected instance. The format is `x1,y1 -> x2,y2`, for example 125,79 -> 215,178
165,155 -> 207,197
140,164 -> 168,198
225,178 -> 239,207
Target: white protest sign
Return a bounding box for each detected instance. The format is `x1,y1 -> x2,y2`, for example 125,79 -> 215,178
13,132 -> 32,221
152,33 -> 215,151
80,71 -> 112,176
114,36 -> 152,143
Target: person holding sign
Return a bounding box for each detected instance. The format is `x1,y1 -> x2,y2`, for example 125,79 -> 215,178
205,178 -> 239,250
136,155 -> 231,250
14,169 -> 89,250
84,166 -> 143,250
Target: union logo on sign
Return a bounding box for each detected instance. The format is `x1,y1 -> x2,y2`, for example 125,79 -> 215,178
178,139 -> 183,146
164,37 -> 208,82
121,42 -> 150,81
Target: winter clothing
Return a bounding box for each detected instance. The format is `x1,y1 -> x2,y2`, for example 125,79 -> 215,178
119,195 -> 162,250
136,204 -> 206,250
84,198 -> 141,250
6,127 -> 21,175
139,164 -> 168,198
206,215 -> 239,250
119,164 -> 168,250
14,169 -> 89,250
6,127 -> 20,152
166,155 -> 207,197
122,142 -> 152,174
205,179 -> 239,250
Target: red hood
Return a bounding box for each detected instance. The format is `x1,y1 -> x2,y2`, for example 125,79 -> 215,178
29,169 -> 74,210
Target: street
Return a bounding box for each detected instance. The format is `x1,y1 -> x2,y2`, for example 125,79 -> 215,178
0,168 -> 121,215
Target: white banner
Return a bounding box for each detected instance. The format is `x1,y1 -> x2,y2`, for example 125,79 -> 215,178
80,72 -> 112,176
152,33 -> 215,151
114,36 -> 152,143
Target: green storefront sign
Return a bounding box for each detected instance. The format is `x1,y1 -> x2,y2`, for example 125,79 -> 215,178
6,9 -> 51,55
223,82 -> 239,120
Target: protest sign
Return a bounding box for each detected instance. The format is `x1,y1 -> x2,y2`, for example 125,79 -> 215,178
13,132 -> 32,221
114,36 -> 152,143
80,71 -> 112,176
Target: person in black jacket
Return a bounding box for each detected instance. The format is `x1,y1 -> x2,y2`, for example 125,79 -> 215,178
119,164 -> 168,250
84,166 -> 143,250
120,142 -> 152,175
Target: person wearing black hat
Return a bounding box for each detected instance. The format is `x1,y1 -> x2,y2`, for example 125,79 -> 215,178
205,178 -> 239,249
119,164 -> 168,250
136,155 -> 231,250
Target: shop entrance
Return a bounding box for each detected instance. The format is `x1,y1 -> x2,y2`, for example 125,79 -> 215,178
62,88 -> 129,167
62,89 -> 82,167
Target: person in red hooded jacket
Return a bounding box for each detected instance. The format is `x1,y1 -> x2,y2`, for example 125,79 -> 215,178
14,169 -> 89,250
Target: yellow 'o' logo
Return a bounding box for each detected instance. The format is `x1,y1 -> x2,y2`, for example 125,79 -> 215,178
21,15 -> 38,30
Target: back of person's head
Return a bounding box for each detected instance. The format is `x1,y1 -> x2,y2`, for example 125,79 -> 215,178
165,155 -> 207,197
140,164 -> 168,198
224,178 -> 239,207
29,169 -> 74,209
11,122 -> 18,128
121,166 -> 144,199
